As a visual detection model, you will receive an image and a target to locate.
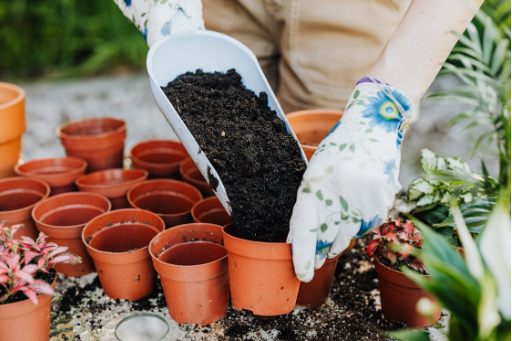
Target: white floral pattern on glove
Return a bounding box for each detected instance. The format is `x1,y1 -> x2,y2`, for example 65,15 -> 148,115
114,0 -> 204,47
287,77 -> 414,282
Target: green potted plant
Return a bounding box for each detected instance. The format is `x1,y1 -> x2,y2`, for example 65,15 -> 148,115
0,223 -> 81,341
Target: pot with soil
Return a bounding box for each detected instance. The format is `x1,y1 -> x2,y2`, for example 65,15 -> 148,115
0,82 -> 25,178
191,196 -> 232,227
82,209 -> 165,300
32,192 -> 111,277
57,117 -> 126,173
15,157 -> 87,196
179,158 -> 214,197
286,110 -> 343,161
76,168 -> 148,209
127,179 -> 202,228
150,232 -> 228,325
296,238 -> 356,309
130,140 -> 188,179
0,177 -> 50,240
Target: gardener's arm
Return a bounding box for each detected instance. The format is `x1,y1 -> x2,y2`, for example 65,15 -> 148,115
288,0 -> 483,282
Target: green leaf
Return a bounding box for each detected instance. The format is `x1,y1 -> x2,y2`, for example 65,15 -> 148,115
353,90 -> 360,99
434,197 -> 497,233
356,100 -> 364,105
329,142 -> 336,146
325,199 -> 333,206
309,228 -> 318,233
302,188 -> 311,193
320,224 -> 328,232
365,128 -> 373,133
369,138 -> 378,142
339,143 -> 347,152
349,144 -> 355,153
390,330 -> 430,341
316,190 -> 323,201
351,217 -> 361,223
339,196 -> 348,211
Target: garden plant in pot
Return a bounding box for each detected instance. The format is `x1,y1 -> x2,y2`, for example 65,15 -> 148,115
0,223 -> 81,341
366,218 -> 441,328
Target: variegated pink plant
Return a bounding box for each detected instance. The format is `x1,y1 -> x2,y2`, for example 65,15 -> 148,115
366,218 -> 426,274
0,223 -> 81,305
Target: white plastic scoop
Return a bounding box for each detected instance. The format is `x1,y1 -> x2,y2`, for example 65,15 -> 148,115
146,12 -> 307,215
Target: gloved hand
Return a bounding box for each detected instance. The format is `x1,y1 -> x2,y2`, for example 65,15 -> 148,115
287,76 -> 414,282
114,0 -> 204,47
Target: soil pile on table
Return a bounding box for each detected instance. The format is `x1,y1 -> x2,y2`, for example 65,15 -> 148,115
162,69 -> 306,241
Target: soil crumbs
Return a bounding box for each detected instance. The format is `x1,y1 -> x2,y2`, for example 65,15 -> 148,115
162,69 -> 306,241
50,237 -> 447,340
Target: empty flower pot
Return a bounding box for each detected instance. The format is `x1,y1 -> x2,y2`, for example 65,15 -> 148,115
150,222 -> 224,252
76,168 -> 148,209
222,224 -> 300,316
82,209 -> 165,300
57,117 -> 126,173
0,177 -> 50,240
15,157 -> 87,196
150,238 -> 229,325
127,179 -> 202,228
32,192 -> 111,277
374,258 -> 441,328
286,110 -> 343,161
191,197 -> 232,227
0,82 -> 25,178
130,140 -> 188,179
179,158 -> 214,197
296,239 -> 356,309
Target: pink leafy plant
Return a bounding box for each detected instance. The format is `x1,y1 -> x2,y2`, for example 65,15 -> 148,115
366,218 -> 426,274
0,222 -> 81,305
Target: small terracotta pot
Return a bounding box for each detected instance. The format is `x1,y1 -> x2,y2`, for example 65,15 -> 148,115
192,197 -> 232,227
130,140 -> 188,179
150,239 -> 229,325
127,179 -> 202,228
296,239 -> 356,309
83,209 -> 165,300
0,273 -> 56,341
222,224 -> 300,316
57,117 -> 126,173
15,157 -> 87,196
286,110 -> 343,161
32,192 -> 111,277
0,177 -> 50,240
0,82 -> 25,178
179,158 -> 214,197
76,168 -> 148,209
150,223 -> 224,254
374,258 -> 441,328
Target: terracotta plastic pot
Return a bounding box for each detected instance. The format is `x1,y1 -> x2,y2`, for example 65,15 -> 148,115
130,140 -> 188,179
296,239 -> 356,309
222,224 -> 300,316
127,179 -> 202,228
192,197 -> 232,227
32,192 -> 111,277
286,110 -> 343,161
179,158 -> 214,197
83,209 -> 165,300
0,82 -> 25,178
57,117 -> 126,173
150,239 -> 229,325
374,258 -> 441,328
76,168 -> 148,209
15,157 -> 87,196
0,177 -> 50,240
0,273 -> 56,341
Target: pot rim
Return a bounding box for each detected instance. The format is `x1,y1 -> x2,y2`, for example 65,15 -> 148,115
0,82 -> 25,111
130,139 -> 187,168
286,109 -> 344,118
75,168 -> 148,190
222,223 -> 290,247
179,158 -> 206,185
15,157 -> 87,180
32,192 -> 112,230
152,240 -> 228,270
373,257 -> 430,281
0,177 -> 51,215
56,117 -> 126,141
191,197 -> 224,222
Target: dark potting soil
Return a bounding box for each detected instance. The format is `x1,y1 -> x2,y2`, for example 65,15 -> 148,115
162,69 -> 306,241
0,268 -> 56,304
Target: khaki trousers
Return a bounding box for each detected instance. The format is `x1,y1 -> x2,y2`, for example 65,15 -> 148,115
203,0 -> 411,113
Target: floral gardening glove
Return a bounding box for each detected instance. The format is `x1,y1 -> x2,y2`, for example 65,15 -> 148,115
114,0 -> 204,47
287,76 -> 414,282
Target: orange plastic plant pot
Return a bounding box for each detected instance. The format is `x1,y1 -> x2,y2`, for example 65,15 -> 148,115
191,197 -> 232,227
32,192 -> 111,277
0,177 -> 50,240
57,117 -> 126,173
286,110 -> 343,161
83,209 -> 165,300
127,179 -> 202,228
151,241 -> 229,325
130,140 -> 188,179
374,258 -> 441,328
222,224 -> 300,316
179,158 -> 214,197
